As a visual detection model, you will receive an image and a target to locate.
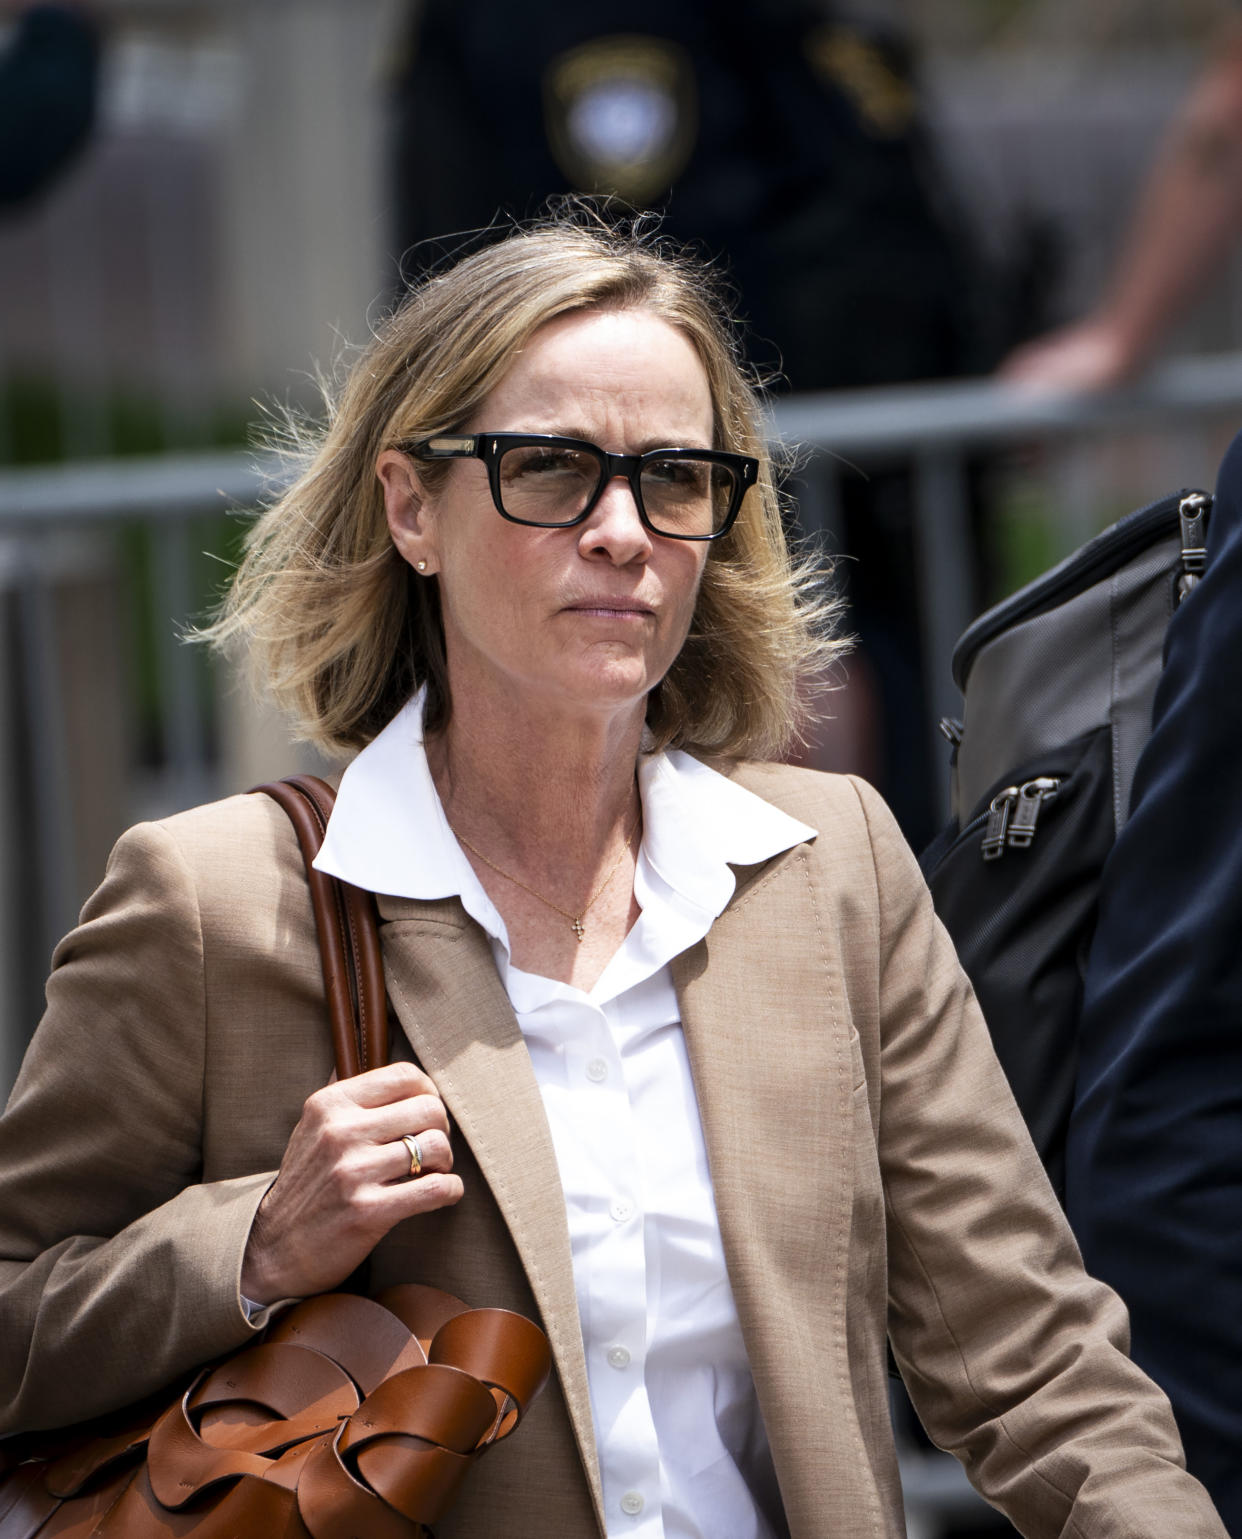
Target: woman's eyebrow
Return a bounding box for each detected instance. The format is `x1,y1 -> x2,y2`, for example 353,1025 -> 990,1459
503,425 -> 715,454
592,432 -> 717,454
634,438 -> 713,454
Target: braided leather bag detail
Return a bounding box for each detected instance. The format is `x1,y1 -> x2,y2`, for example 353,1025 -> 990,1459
0,1285 -> 550,1539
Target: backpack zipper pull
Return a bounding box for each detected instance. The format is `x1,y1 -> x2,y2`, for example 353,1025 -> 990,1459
1006,777 -> 1060,848
982,787 -> 1019,861
1177,491 -> 1210,603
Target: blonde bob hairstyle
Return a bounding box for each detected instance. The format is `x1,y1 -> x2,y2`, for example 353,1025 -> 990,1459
204,214 -> 844,761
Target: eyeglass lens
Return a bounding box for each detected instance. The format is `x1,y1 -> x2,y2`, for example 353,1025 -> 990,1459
497,444 -> 736,535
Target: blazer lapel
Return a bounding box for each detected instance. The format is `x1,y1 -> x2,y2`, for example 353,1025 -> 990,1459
377,895 -> 605,1528
671,844 -> 860,1536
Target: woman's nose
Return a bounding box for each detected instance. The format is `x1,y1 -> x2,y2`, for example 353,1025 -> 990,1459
578,474 -> 653,562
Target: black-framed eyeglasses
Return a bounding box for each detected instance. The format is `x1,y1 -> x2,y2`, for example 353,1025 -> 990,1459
408,432 -> 758,541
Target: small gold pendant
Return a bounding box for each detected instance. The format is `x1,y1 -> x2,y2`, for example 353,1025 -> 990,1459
571,917 -> 585,941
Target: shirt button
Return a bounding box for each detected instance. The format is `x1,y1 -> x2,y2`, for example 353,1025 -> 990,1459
620,1491 -> 645,1517
585,1058 -> 608,1083
607,1345 -> 631,1369
609,1197 -> 635,1223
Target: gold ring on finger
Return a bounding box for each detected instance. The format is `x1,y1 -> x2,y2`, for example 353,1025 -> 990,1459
401,1134 -> 423,1180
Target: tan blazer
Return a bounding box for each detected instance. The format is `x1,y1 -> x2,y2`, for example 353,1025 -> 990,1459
0,763 -> 1224,1537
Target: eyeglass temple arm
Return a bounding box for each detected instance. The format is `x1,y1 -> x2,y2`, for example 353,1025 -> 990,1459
412,435 -> 479,458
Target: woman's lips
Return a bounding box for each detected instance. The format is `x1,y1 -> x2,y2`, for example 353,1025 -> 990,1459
564,600 -> 653,618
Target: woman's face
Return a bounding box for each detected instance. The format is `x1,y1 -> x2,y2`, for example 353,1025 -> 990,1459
383,307 -> 715,732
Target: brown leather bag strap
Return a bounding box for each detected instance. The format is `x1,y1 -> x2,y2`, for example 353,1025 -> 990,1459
0,783 -> 554,1539
252,775 -> 387,1081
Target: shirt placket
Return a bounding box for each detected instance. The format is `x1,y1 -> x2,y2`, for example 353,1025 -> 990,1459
556,996 -> 664,1536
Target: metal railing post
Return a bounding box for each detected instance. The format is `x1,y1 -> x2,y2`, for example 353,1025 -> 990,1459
14,540 -> 79,983
152,516 -> 212,813
790,455 -> 845,554
911,450 -> 972,818
0,544 -> 19,1084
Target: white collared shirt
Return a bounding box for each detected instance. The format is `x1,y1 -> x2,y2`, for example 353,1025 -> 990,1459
316,693 -> 813,1539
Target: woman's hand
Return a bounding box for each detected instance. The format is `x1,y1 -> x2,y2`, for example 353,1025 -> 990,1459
240,1063 -> 464,1305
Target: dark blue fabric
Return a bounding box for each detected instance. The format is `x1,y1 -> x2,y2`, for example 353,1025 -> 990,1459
1066,431 -> 1242,1534
0,5 -> 101,209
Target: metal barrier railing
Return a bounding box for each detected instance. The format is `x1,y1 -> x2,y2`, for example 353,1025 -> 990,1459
2,356 -> 1241,1075
771,352 -> 1242,780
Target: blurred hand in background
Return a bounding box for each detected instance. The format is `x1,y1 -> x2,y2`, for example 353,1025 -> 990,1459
1000,20 -> 1242,392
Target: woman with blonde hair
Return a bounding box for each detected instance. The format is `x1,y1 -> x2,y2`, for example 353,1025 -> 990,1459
0,214 -> 1226,1538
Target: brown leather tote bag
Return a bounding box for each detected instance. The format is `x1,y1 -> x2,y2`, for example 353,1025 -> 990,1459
0,776 -> 551,1539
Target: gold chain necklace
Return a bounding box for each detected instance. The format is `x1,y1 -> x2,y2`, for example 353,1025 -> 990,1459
455,807 -> 641,942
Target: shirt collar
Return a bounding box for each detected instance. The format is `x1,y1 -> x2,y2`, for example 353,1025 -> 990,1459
635,748 -> 815,918
314,690 -> 816,930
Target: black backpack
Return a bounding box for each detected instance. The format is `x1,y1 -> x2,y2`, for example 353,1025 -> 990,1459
919,489 -> 1212,1198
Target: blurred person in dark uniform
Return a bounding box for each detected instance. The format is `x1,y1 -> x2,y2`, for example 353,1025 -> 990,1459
0,2 -> 101,209
387,0 -> 1006,847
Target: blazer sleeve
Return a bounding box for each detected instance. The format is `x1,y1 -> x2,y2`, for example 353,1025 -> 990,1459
849,779 -> 1226,1538
0,820 -> 275,1437
1065,430 -> 1242,1532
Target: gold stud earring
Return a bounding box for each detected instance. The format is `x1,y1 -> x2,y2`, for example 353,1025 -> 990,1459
416,560 -> 427,572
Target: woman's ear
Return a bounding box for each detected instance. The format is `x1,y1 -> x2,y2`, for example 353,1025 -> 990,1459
377,449 -> 437,574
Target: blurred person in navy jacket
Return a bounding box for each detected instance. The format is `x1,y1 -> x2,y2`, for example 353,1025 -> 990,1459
1066,428 -> 1242,1534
